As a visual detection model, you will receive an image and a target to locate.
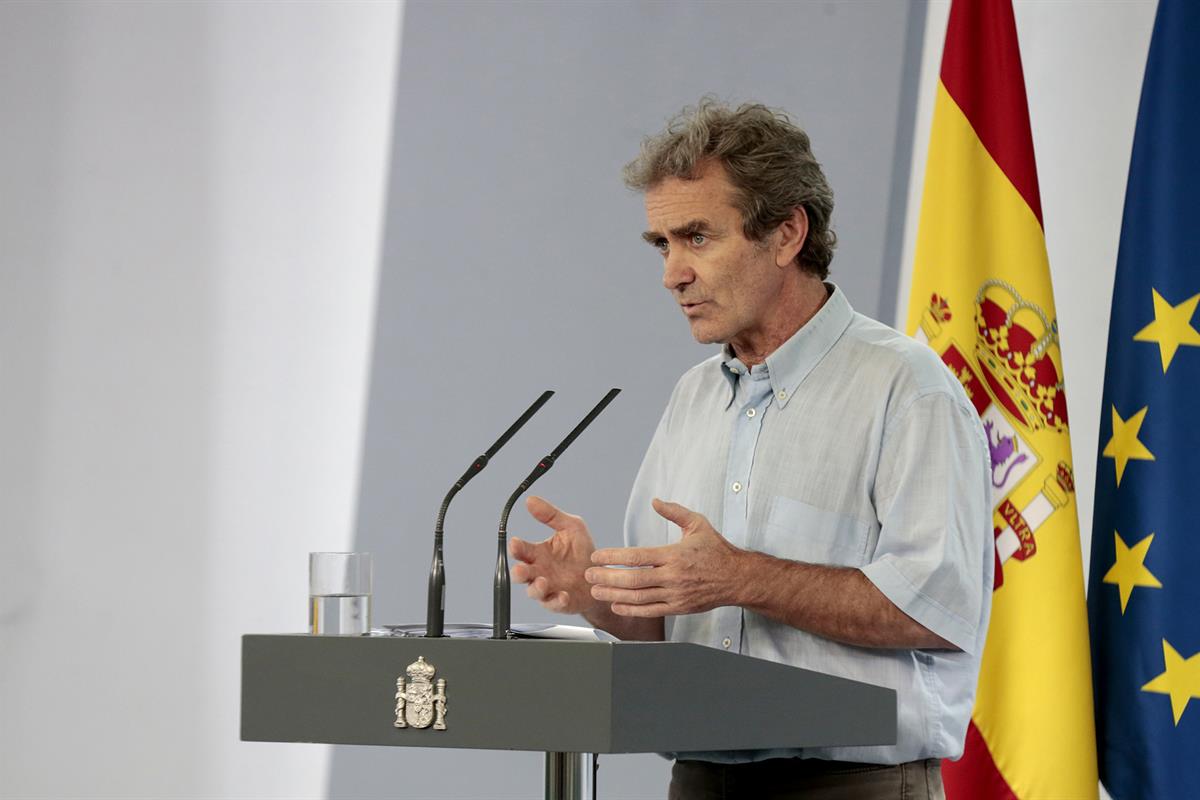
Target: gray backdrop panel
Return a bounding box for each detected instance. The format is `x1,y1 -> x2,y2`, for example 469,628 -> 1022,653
333,1 -> 924,797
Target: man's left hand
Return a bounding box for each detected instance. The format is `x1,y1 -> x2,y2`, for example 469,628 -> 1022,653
585,499 -> 745,617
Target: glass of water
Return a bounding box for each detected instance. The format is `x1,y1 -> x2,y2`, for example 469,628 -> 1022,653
309,552 -> 372,635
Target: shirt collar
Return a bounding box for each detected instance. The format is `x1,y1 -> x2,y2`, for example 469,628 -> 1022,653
718,282 -> 855,409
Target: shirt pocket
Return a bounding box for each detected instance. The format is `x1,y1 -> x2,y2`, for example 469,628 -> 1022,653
761,495 -> 870,568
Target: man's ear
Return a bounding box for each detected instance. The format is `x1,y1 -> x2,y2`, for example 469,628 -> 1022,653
775,206 -> 809,268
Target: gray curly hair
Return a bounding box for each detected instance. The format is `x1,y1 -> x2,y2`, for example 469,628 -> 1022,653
623,98 -> 836,279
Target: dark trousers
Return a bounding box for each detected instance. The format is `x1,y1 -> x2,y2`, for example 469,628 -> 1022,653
668,757 -> 944,800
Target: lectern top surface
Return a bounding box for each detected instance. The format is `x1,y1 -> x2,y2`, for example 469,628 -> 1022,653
241,634 -> 897,754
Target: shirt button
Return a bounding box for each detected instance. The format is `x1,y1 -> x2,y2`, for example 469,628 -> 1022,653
722,637 -> 732,649
746,408 -> 756,418
729,366 -> 739,374
777,390 -> 787,401
731,481 -> 742,493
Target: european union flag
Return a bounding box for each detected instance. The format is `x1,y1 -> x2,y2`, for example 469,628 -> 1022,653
1089,1 -> 1200,797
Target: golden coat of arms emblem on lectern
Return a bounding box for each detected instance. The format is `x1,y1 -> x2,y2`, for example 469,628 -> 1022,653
393,656 -> 447,730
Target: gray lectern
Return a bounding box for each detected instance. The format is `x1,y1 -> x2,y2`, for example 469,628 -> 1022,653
241,634 -> 896,799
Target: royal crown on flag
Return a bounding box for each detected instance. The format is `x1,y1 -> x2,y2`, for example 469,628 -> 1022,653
973,280 -> 1068,432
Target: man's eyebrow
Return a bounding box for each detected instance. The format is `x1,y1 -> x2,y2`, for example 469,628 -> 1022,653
671,219 -> 714,237
641,219 -> 715,244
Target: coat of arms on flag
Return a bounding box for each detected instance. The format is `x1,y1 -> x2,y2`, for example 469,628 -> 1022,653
913,280 -> 1074,591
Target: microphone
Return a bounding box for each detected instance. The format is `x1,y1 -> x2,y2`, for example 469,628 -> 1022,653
425,390 -> 554,637
493,388 -> 622,639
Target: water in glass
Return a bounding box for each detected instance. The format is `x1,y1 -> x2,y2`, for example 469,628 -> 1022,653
309,593 -> 371,635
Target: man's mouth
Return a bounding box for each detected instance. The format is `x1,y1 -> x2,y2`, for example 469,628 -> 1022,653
681,300 -> 707,315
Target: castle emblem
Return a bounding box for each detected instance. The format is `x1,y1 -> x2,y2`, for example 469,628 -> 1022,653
394,656 -> 447,730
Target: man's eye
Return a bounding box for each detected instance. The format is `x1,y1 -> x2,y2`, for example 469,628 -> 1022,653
654,238 -> 669,252
691,233 -> 707,246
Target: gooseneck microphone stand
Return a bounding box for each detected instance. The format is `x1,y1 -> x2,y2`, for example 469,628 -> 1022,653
493,388 -> 621,640
425,390 -> 554,638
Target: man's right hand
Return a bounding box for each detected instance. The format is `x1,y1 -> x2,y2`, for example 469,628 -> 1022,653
509,496 -> 600,615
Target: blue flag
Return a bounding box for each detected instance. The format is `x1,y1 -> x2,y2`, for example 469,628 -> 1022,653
1089,2 -> 1200,798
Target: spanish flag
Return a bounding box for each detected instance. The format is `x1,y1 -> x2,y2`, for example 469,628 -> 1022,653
905,1 -> 1098,797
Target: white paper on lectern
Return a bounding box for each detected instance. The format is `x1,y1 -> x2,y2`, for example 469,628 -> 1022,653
371,622 -> 617,642
510,623 -> 619,642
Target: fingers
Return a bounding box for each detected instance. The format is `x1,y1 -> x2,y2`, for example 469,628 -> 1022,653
590,584 -> 670,605
526,575 -> 551,600
592,546 -> 670,567
585,565 -> 660,588
512,561 -> 532,584
509,536 -> 535,563
651,497 -> 699,530
545,591 -> 571,613
525,577 -> 571,613
526,495 -> 568,528
610,601 -> 672,618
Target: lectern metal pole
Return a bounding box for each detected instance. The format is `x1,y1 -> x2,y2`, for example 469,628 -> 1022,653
544,751 -> 596,800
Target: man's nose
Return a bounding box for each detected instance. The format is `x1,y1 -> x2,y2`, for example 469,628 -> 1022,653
662,249 -> 695,291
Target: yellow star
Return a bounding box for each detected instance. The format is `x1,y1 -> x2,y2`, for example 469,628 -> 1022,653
1134,289 -> 1200,372
1103,405 -> 1155,487
1142,640 -> 1200,725
1102,531 -> 1162,613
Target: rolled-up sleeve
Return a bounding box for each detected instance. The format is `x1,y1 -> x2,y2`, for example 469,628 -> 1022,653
860,391 -> 993,654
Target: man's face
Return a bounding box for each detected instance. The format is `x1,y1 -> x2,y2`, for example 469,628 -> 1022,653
643,162 -> 788,346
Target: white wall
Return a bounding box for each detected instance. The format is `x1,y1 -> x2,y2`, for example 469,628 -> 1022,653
897,0 -> 1159,578
0,2 -> 400,797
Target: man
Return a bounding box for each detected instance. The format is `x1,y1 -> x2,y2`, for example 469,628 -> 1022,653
510,100 -> 992,799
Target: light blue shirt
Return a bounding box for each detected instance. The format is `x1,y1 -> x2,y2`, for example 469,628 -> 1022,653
624,284 -> 992,764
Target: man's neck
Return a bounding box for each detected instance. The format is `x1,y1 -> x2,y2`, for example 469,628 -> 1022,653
729,278 -> 831,368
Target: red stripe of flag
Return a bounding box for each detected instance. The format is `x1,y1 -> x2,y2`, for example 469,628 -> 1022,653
944,721 -> 1018,800
940,0 -> 1044,228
